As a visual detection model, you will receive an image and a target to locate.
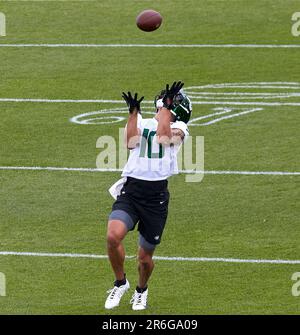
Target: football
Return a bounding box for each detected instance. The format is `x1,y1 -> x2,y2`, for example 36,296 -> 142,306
136,9 -> 163,32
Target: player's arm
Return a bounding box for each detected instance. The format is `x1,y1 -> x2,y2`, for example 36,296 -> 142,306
170,128 -> 185,144
157,123 -> 185,145
122,92 -> 144,149
156,81 -> 184,146
156,107 -> 172,143
124,114 -> 141,149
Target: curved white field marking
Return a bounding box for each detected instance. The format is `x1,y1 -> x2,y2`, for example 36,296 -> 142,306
188,93 -> 300,100
188,107 -> 263,126
70,108 -> 155,125
185,82 -> 300,90
1,251 -> 300,265
70,108 -> 127,125
81,116 -> 125,124
185,82 -> 300,123
1,82 -> 300,104
199,108 -> 263,126
189,107 -> 233,126
3,82 -> 300,127
70,106 -> 263,127
184,82 -> 300,105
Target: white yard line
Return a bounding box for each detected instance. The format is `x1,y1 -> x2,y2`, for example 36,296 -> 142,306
0,98 -> 123,103
0,250 -> 299,265
0,43 -> 300,48
193,101 -> 300,106
0,166 -> 299,176
1,98 -> 300,106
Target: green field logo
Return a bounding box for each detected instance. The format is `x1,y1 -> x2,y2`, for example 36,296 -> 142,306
291,272 -> 300,297
0,12 -> 6,37
0,272 -> 6,296
291,12 -> 300,37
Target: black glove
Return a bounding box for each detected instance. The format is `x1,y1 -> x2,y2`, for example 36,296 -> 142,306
122,91 -> 144,113
162,81 -> 184,109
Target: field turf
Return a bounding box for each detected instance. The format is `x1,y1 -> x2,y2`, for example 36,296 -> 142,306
0,0 -> 299,314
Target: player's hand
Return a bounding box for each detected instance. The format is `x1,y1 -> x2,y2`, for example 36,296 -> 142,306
162,81 -> 184,110
122,91 -> 144,114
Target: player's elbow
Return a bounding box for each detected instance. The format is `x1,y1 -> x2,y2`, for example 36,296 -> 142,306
126,134 -> 140,149
156,135 -> 172,146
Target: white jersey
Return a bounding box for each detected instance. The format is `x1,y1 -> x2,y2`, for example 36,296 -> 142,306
122,114 -> 189,181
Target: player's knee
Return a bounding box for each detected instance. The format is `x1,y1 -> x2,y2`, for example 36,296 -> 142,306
138,252 -> 153,267
107,231 -> 122,248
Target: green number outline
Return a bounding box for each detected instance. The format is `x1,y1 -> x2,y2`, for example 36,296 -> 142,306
140,128 -> 164,158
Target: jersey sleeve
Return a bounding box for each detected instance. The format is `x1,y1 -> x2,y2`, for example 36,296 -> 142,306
137,113 -> 143,130
171,121 -> 189,142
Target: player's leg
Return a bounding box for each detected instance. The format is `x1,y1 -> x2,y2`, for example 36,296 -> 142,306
105,209 -> 136,310
130,235 -> 156,310
137,238 -> 155,289
130,189 -> 169,310
106,219 -> 128,281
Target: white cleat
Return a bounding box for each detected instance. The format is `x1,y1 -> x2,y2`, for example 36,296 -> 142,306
130,289 -> 148,311
105,279 -> 130,309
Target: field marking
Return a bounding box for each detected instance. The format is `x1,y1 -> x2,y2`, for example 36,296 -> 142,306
71,107 -> 257,127
70,108 -> 155,125
191,108 -> 263,126
0,43 -> 300,48
1,98 -> 300,107
0,166 -> 299,176
189,93 -> 300,100
2,81 -> 300,106
184,82 -> 300,105
1,251 -> 300,265
0,98 -> 123,103
186,82 -> 300,90
70,107 -> 262,126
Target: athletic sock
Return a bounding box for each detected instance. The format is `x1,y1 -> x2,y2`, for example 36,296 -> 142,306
136,285 -> 148,293
114,273 -> 126,287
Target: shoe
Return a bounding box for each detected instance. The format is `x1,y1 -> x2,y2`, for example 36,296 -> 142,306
105,279 -> 130,309
130,288 -> 148,310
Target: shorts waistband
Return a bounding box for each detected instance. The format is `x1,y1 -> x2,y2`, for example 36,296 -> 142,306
126,176 -> 168,186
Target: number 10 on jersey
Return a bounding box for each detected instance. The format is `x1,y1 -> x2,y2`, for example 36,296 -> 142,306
139,128 -> 164,159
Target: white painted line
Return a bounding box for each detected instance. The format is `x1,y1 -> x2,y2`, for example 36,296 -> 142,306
0,166 -> 299,176
186,82 -> 300,89
0,251 -> 108,259
0,44 -> 300,48
189,94 -> 300,100
1,98 -> 300,106
0,251 -> 299,265
0,98 -> 124,103
193,101 -> 300,106
182,169 -> 300,176
0,166 -> 123,172
153,256 -> 300,265
188,92 -> 300,96
199,108 -> 263,126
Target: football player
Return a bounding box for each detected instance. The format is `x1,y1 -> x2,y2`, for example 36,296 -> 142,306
105,81 -> 192,310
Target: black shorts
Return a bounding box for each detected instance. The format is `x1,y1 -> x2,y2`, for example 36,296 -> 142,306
110,177 -> 170,245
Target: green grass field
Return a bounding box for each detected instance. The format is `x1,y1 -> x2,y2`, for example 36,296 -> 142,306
0,0 -> 300,314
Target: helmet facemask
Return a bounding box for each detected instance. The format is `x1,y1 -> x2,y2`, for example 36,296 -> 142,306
154,89 -> 192,124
